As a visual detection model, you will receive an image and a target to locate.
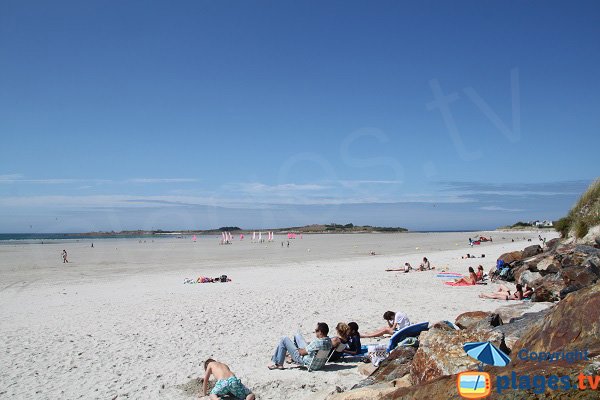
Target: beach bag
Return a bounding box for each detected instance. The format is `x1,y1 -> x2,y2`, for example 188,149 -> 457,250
367,344 -> 388,367
496,259 -> 505,270
498,267 -> 514,281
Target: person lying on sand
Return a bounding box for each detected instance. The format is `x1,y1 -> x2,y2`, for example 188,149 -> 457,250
268,322 -> 332,371
202,359 -> 255,400
360,311 -> 410,338
479,283 -> 524,300
385,262 -> 412,273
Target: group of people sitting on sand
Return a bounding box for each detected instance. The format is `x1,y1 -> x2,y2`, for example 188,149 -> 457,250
202,311 -> 411,399
386,257 -> 434,273
267,320 -> 363,370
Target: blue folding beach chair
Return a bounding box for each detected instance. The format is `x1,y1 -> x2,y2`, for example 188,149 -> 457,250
387,322 -> 430,352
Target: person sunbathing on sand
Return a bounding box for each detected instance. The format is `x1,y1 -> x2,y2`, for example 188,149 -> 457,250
451,267 -> 477,285
385,262 -> 412,273
360,311 -> 410,338
202,359 -> 255,400
479,283 -> 524,300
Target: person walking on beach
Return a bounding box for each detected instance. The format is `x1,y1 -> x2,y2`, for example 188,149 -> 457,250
202,359 -> 255,400
268,322 -> 332,370
61,249 -> 68,263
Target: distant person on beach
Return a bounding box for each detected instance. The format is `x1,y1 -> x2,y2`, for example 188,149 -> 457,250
361,311 -> 410,338
328,322 -> 351,361
385,262 -> 411,273
202,359 -> 255,400
419,257 -> 431,271
268,322 -> 332,371
61,249 -> 68,263
344,322 -> 362,356
479,283 -> 524,300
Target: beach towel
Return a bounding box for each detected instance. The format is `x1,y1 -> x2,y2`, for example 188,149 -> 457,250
444,281 -> 475,286
436,273 -> 464,279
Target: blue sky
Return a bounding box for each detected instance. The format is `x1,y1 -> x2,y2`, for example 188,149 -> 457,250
0,0 -> 598,232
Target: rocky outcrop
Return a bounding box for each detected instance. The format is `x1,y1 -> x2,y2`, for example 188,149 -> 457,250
498,251 -> 523,264
514,283 -> 600,356
410,323 -> 504,384
519,270 -> 542,286
492,301 -> 553,323
454,311 -> 502,330
492,308 -> 551,351
522,244 -> 543,258
502,242 -> 600,302
533,256 -> 561,275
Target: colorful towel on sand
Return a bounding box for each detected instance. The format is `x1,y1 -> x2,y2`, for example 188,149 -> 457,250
436,272 -> 464,279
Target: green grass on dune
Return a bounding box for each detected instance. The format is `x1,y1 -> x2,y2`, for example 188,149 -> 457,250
555,178 -> 600,238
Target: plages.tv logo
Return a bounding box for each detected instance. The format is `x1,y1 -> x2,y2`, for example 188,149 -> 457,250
457,341 -> 510,399
457,371 -> 491,399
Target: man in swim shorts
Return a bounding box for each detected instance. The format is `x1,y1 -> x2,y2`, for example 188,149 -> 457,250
202,359 -> 255,399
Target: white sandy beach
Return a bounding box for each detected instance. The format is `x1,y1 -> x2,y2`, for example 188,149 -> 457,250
0,230 -> 558,400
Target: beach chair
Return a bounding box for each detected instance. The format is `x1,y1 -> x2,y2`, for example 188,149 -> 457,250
326,342 -> 348,363
386,322 -> 429,352
306,348 -> 331,372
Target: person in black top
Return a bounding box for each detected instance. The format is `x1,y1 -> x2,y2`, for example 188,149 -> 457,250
344,322 -> 362,356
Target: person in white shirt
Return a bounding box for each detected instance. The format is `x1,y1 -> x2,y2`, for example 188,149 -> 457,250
360,311 -> 411,338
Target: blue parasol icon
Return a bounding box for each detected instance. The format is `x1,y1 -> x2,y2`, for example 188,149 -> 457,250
463,341 -> 511,368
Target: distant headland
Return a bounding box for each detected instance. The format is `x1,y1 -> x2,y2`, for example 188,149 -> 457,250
64,223 -> 409,238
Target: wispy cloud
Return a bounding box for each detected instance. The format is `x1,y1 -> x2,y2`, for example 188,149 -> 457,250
480,206 -> 525,212
126,178 -> 199,183
438,180 -> 591,197
227,182 -> 329,193
339,180 -> 402,188
0,175 -> 198,185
